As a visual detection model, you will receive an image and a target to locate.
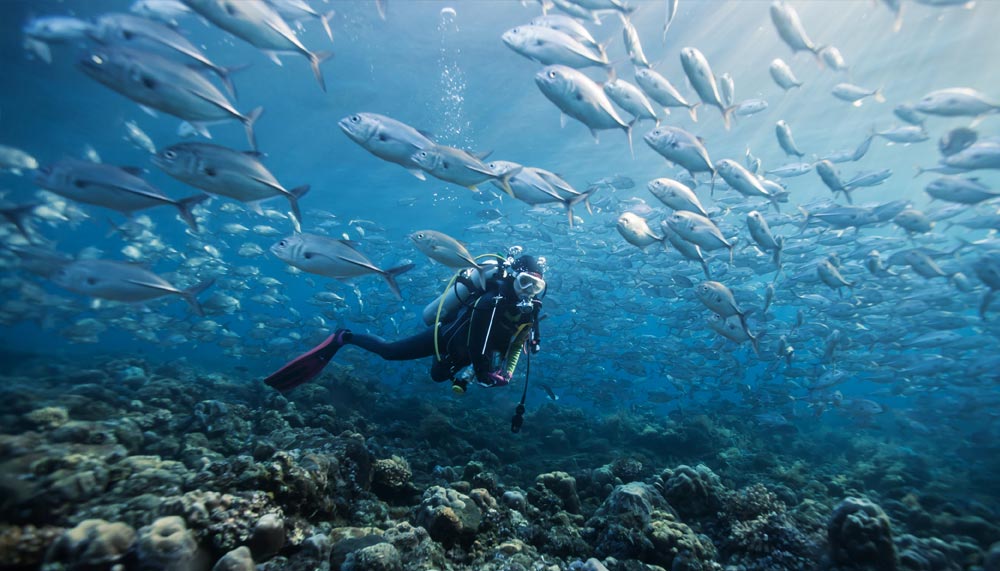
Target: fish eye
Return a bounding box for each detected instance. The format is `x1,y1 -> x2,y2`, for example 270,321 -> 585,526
351,115 -> 360,122
548,71 -> 557,78
90,54 -> 104,65
278,240 -> 287,247
163,150 -> 176,160
416,232 -> 424,239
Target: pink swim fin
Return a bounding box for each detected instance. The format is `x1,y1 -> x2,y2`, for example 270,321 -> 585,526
264,330 -> 347,392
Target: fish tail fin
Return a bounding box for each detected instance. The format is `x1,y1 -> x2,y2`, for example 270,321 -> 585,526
874,88 -> 886,103
0,203 -> 38,240
771,196 -> 782,214
216,63 -> 251,100
688,102 -> 700,123
498,166 -> 521,198
176,194 -> 210,232
625,123 -> 634,159
748,330 -> 760,355
980,290 -> 995,320
773,236 -> 784,268
564,188 -> 595,229
182,278 -> 216,317
243,106 -> 264,152
381,262 -> 415,300
286,185 -> 311,228
309,51 -> 334,93
722,105 -> 736,130
797,206 -> 811,234
375,0 -> 386,20
701,260 -> 711,279
728,244 -> 735,265
321,10 -> 335,43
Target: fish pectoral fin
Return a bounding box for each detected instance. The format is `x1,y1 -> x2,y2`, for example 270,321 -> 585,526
185,87 -> 239,118
318,251 -> 381,274
124,279 -> 180,295
249,175 -> 289,196
407,169 -> 427,181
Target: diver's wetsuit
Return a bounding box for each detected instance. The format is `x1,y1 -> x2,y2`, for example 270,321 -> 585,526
342,272 -> 540,384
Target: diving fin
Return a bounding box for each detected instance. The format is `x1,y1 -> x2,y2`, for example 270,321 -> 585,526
263,330 -> 347,392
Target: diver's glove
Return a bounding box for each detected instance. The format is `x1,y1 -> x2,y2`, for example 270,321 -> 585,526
479,370 -> 511,388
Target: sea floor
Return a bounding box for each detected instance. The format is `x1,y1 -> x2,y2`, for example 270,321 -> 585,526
0,351 -> 997,571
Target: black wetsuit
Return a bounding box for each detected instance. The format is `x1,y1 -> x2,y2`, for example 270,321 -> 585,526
341,273 -> 540,384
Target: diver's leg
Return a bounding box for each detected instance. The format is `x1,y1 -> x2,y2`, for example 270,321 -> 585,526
263,329 -> 349,392
347,328 -> 436,361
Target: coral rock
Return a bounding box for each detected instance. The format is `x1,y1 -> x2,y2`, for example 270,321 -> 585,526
248,513 -> 285,561
342,542 -> 402,571
137,515 -> 208,571
414,486 -> 482,546
23,407 -> 69,429
646,514 -> 717,569
828,497 -> 897,570
534,471 -> 582,514
44,519 -> 135,569
655,464 -> 727,519
212,546 -> 255,571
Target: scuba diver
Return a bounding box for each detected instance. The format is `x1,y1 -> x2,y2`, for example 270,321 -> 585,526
263,247 -> 546,395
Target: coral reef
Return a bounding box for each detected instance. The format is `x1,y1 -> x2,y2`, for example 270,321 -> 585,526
0,356 -> 996,571
828,497 -> 897,570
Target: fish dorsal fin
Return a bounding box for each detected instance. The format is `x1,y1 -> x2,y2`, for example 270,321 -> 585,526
473,150 -> 492,161
338,239 -> 362,248
243,150 -> 266,158
119,166 -> 146,176
417,129 -> 435,141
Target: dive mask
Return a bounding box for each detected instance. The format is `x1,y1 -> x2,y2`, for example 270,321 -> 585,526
514,271 -> 546,300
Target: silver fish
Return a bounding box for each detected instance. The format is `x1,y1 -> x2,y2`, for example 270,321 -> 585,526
770,1 -> 821,55
182,0 -> 332,91
338,112 -> 435,180
53,259 -> 214,315
79,46 -> 263,150
410,229 -> 480,269
617,212 -> 663,249
634,68 -> 699,122
35,158 -> 208,231
90,12 -> 240,98
412,145 -> 517,193
647,178 -> 709,217
271,233 -> 414,299
915,88 -> 1000,118
604,78 -> 658,125
662,221 -> 711,278
716,159 -> 781,212
925,176 -> 999,204
667,210 -> 734,263
620,15 -> 650,69
735,99 -> 768,117
747,210 -> 783,267
832,83 -> 885,106
644,126 -> 715,179
769,59 -> 802,90
535,65 -> 632,153
529,14 -> 600,51
152,142 -> 310,226
680,47 -> 733,129
775,120 -> 804,157
502,25 -> 609,69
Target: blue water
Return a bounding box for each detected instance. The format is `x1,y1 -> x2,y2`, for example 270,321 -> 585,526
2,0 -> 1000,517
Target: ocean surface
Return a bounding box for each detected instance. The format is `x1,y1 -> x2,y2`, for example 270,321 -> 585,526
1,1 -> 999,570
